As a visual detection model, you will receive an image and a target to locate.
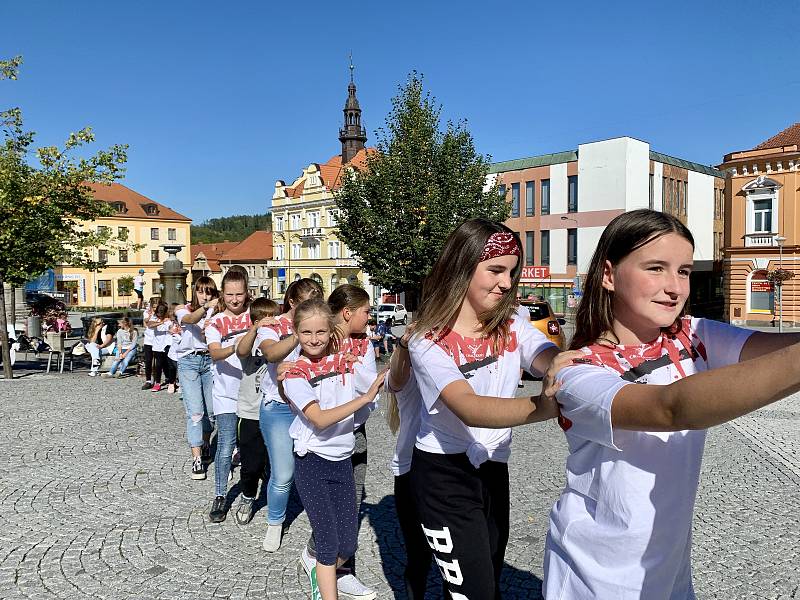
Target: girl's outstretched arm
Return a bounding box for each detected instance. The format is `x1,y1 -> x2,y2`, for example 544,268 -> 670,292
301,370 -> 386,430
611,342 -> 800,431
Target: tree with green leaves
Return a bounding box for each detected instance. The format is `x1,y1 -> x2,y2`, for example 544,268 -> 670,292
0,56 -> 129,378
334,72 -> 509,307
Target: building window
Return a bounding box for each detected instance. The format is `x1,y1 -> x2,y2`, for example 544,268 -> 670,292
97,225 -> 111,236
309,242 -> 320,259
525,232 -> 535,266
649,174 -> 654,210
498,184 -> 506,201
328,241 -> 340,258
541,179 -> 550,215
168,228 -> 176,241
511,183 -> 520,218
308,211 -> 320,228
151,250 -> 160,262
682,181 -> 688,216
567,229 -> 577,265
150,227 -> 159,240
327,209 -> 337,226
152,278 -> 160,293
525,181 -> 535,216
749,270 -> 773,313
753,198 -> 772,232
275,245 -> 285,261
98,280 -> 112,297
143,204 -> 159,216
274,216 -> 284,232
117,279 -> 131,296
119,250 -> 128,263
118,226 -> 128,241
291,243 -> 301,259
290,214 -> 301,230
541,230 -> 550,266
567,175 -> 578,213
98,249 -> 108,264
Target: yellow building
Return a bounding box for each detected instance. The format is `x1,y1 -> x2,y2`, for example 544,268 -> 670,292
268,70 -> 376,299
54,182 -> 191,308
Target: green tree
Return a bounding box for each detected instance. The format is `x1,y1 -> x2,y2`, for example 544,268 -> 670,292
191,213 -> 272,244
334,72 -> 509,306
117,275 -> 135,297
0,56 -> 128,378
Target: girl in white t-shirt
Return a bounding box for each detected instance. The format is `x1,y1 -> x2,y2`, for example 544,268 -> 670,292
148,302 -> 172,392
141,296 -> 160,389
409,218 -> 562,599
205,269 -> 252,523
256,278 -> 324,552
174,276 -> 218,481
545,209 -> 800,599
282,298 -> 385,600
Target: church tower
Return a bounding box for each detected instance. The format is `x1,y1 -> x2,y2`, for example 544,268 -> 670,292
338,57 -> 367,164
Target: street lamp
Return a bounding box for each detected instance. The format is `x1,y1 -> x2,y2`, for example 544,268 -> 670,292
775,235 -> 787,333
561,216 -> 580,321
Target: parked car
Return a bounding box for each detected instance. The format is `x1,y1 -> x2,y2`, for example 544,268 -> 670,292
519,300 -> 566,349
376,303 -> 407,325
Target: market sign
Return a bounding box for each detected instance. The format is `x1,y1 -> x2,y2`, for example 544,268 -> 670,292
520,266 -> 550,281
751,280 -> 773,292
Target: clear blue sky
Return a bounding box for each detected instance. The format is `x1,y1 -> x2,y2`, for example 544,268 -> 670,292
3,0 -> 798,223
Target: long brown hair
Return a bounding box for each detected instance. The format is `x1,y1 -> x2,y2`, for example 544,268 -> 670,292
570,209 -> 695,350
328,284 -> 370,315
188,276 -> 219,311
292,298 -> 339,355
413,218 -> 522,346
282,278 -> 324,314
213,269 -> 250,316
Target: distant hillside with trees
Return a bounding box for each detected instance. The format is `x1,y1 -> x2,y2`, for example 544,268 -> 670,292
191,213 -> 272,244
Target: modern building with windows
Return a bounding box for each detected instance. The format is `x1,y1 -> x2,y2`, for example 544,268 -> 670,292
492,136 -> 725,316
718,123 -> 800,326
54,182 -> 191,308
267,68 -> 377,300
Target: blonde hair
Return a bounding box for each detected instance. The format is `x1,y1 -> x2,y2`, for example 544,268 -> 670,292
385,392 -> 400,434
292,298 -> 339,355
87,317 -> 104,340
413,218 -> 522,349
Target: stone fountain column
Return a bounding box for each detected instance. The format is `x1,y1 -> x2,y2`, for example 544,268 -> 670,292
158,244 -> 189,305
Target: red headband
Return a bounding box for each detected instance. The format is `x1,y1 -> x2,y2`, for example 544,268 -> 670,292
479,232 -> 520,262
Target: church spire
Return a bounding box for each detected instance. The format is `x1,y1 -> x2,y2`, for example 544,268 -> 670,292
339,54 -> 367,164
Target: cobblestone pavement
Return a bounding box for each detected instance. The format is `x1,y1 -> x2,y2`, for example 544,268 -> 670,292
1,367 -> 798,599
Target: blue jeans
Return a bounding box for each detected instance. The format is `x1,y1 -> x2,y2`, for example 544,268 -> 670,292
259,400 -> 296,525
178,354 -> 214,449
108,347 -> 137,376
214,412 -> 238,496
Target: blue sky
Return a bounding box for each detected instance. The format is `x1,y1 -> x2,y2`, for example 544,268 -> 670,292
3,1 -> 798,223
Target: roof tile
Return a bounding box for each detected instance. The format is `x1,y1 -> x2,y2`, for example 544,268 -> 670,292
86,182 -> 191,221
753,123 -> 800,150
219,231 -> 273,262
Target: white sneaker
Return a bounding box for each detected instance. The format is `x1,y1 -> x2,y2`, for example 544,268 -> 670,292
262,523 -> 283,552
300,546 -> 315,577
337,574 -> 376,600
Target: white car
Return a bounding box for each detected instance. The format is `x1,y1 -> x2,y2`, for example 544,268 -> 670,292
376,303 -> 407,325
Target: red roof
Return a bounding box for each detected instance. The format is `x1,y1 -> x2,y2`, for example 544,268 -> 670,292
287,148 -> 374,199
219,230 -> 273,262
86,182 -> 191,221
754,123 -> 800,150
190,241 -> 240,273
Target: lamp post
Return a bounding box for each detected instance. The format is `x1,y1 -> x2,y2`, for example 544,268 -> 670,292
775,235 -> 787,333
561,216 -> 579,321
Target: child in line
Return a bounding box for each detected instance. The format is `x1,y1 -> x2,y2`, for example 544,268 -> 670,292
149,302 -> 172,393
257,278 -> 324,551
102,317 -> 138,378
232,297 -> 279,525
175,277 -> 219,481
141,296 -> 160,389
384,324 -> 433,600
205,269 -> 252,523
282,299 -> 386,600
165,303 -> 181,394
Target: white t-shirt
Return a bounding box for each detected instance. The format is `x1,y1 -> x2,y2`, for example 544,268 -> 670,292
256,315 -> 299,404
284,352 -> 362,462
166,322 -> 182,361
204,311 -> 253,415
340,335 -> 378,428
151,319 -> 173,352
133,275 -> 144,291
410,315 -> 556,467
175,305 -> 213,358
388,369 -> 422,477
142,309 -> 156,345
544,316 -> 753,600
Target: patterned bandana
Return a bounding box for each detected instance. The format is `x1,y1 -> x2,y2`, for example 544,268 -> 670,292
479,232 -> 521,262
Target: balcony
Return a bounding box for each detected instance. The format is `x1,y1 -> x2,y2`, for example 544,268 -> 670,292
744,233 -> 778,248
266,259 -> 287,268
300,227 -> 324,239
335,258 -> 358,267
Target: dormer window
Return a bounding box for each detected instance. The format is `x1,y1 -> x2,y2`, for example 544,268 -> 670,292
111,201 -> 127,214
142,203 -> 160,216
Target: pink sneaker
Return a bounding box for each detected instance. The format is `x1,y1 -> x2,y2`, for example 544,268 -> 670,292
151,383 -> 162,393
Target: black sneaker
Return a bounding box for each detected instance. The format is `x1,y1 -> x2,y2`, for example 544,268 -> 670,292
234,495 -> 255,525
190,457 -> 206,480
209,495 -> 227,523
141,381 -> 153,390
